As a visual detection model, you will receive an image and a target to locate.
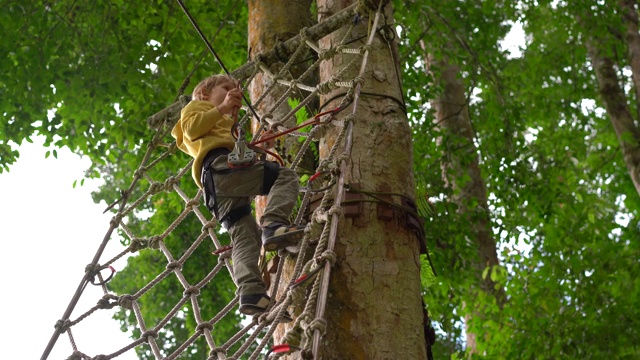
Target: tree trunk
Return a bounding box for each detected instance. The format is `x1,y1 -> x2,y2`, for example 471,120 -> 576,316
247,0 -> 316,218
422,47 -> 504,353
620,0 -> 640,120
246,0 -> 316,350
310,1 -> 427,359
586,40 -> 640,198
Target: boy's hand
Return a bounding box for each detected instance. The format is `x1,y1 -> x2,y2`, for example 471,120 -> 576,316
218,88 -> 242,116
257,129 -> 277,150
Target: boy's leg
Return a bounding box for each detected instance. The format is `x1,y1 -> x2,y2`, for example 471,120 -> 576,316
209,157 -> 295,317
211,157 -> 299,225
211,156 -> 302,250
261,166 -> 299,225
260,166 -> 305,250
216,196 -> 265,297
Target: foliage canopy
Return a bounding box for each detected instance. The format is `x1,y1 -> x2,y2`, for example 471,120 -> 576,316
3,0 -> 639,359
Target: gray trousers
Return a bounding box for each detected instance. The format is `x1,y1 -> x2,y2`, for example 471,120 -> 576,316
208,155 -> 299,296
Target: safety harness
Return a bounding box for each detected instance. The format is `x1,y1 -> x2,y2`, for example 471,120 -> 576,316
201,132 -> 281,230
201,94 -> 348,229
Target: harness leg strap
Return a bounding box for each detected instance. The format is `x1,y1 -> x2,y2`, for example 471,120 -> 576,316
219,204 -> 252,230
262,161 -> 280,195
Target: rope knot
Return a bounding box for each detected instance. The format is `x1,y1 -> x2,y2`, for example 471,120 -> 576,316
97,294 -> 119,309
318,159 -> 331,171
343,92 -> 355,104
55,319 -> 71,332
253,55 -> 267,73
142,330 -> 159,342
208,347 -> 226,358
268,120 -> 284,132
305,318 -> 327,338
262,113 -> 274,123
202,220 -> 217,231
148,235 -> 162,249
85,263 -> 100,275
183,286 -> 200,297
312,209 -> 329,224
259,306 -> 287,325
109,214 -> 123,227
133,168 -> 144,179
118,294 -> 135,309
185,198 -> 200,208
352,76 -> 366,87
196,322 -> 213,332
319,250 -> 337,266
66,351 -> 83,360
343,113 -> 356,124
299,27 -> 311,41
327,205 -> 344,218
319,47 -> 337,61
359,44 -> 373,55
129,237 -> 147,252
317,80 -> 336,95
164,176 -> 179,190
166,261 -> 182,271
299,311 -> 314,325
149,182 -> 163,194
337,153 -> 351,166
282,327 -> 303,347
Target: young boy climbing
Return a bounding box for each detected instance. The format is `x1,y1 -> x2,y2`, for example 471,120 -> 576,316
171,74 -> 303,315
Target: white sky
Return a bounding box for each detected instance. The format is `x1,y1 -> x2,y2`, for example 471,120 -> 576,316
0,136 -> 137,360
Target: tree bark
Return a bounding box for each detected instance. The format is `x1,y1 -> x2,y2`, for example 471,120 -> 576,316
422,44 -> 504,353
310,1 -> 427,359
620,0 -> 640,119
247,0 -> 316,219
246,0 -> 316,349
586,40 -> 640,198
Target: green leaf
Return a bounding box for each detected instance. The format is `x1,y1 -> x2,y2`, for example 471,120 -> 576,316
482,266 -> 490,280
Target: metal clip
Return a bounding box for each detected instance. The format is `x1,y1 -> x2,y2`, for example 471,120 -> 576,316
228,139 -> 256,167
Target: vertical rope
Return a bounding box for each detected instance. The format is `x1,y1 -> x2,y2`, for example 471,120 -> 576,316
310,3 -> 386,358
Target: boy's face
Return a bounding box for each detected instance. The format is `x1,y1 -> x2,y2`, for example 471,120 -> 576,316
206,80 -> 236,107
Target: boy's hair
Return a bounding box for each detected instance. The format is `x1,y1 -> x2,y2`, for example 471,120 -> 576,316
192,74 -> 237,101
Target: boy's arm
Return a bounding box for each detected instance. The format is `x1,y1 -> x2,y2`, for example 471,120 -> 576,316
181,106 -> 224,141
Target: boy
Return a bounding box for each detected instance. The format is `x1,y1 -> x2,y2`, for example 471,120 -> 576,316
171,74 -> 303,315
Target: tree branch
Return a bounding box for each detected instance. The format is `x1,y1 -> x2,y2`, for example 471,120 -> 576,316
146,1 -> 362,130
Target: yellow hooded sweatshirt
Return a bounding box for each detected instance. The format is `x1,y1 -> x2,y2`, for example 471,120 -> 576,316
171,100 -> 236,188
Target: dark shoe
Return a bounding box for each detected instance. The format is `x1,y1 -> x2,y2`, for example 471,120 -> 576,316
239,293 -> 271,315
239,293 -> 293,322
261,222 -> 305,251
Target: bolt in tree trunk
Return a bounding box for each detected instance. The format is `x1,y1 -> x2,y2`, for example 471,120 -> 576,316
307,1 -> 427,359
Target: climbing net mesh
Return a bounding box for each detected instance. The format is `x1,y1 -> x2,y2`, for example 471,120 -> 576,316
46,2 -> 390,359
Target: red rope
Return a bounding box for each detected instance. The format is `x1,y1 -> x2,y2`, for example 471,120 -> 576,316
250,106 -> 344,146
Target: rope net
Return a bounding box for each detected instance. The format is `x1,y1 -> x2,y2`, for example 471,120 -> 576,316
46,2 -> 391,359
